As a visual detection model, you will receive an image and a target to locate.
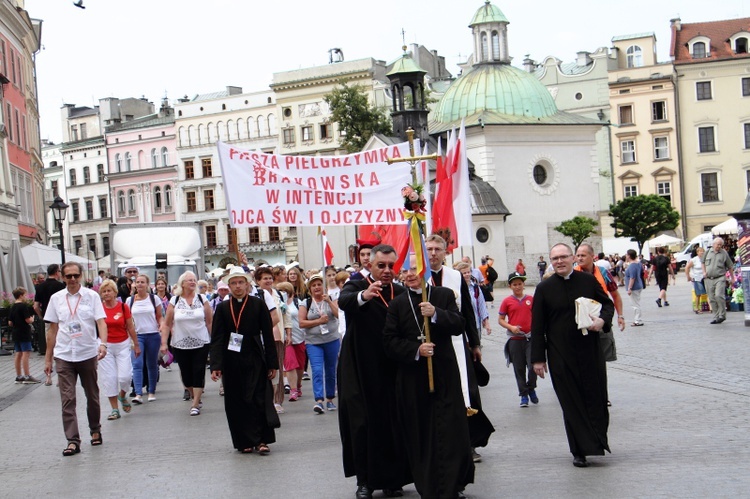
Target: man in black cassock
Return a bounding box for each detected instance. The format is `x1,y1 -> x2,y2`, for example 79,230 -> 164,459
531,243 -> 614,468
210,267 -> 279,454
383,257 -> 474,499
338,244 -> 411,499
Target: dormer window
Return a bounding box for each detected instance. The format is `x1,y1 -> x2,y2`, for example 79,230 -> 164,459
626,45 -> 643,68
692,41 -> 708,59
736,37 -> 748,54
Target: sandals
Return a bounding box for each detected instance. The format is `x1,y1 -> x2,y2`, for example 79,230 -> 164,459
107,409 -> 121,420
190,407 -> 201,416
62,442 -> 80,456
118,395 -> 132,413
631,322 -> 644,327
256,444 -> 270,455
90,431 -> 103,446
241,448 -> 253,454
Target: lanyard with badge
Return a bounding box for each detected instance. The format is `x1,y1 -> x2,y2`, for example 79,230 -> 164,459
227,298 -> 249,352
66,294 -> 83,339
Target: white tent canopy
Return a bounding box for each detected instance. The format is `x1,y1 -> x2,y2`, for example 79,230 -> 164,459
711,217 -> 738,236
648,234 -> 682,247
21,242 -> 94,275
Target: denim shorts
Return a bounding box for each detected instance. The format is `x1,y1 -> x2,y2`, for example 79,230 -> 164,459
14,341 -> 33,353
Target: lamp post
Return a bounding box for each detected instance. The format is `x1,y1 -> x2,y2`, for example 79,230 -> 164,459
50,196 -> 69,265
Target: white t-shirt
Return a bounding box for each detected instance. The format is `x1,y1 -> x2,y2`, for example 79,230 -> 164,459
595,259 -> 612,271
169,295 -> 210,349
129,295 -> 160,334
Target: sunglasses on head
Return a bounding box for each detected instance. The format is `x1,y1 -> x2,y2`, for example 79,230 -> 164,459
65,274 -> 81,279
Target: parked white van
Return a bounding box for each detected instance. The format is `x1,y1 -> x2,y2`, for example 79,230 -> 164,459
674,233 -> 714,269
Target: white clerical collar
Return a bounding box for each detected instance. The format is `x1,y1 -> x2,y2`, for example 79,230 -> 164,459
557,269 -> 575,280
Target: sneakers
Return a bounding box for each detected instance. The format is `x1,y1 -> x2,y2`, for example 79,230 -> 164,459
664,301 -> 670,306
284,384 -> 291,394
529,390 -> 539,404
147,394 -> 156,402
326,401 -> 337,411
132,395 -> 143,405
655,299 -> 662,307
22,375 -> 42,384
14,376 -> 23,384
302,372 -> 311,380
313,402 -> 325,414
183,389 -> 191,401
289,389 -> 299,402
520,395 -> 529,407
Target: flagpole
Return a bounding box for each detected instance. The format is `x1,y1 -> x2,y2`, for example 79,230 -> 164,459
387,128 -> 438,393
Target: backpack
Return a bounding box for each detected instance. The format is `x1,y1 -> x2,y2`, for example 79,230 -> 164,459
486,265 -> 498,285
130,293 -> 161,323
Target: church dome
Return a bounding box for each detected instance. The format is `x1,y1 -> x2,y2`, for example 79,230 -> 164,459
433,60 -> 558,124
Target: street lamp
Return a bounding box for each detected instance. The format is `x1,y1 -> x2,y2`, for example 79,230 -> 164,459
50,196 -> 69,265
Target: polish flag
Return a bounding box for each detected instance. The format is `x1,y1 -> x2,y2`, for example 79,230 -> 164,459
319,227 -> 334,266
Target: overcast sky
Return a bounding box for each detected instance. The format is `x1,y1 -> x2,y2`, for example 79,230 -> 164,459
27,0 -> 748,143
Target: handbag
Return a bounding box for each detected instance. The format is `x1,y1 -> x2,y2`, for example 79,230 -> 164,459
473,359 -> 490,387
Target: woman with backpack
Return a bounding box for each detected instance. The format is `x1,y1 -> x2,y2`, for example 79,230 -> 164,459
99,280 -> 140,420
129,274 -> 164,404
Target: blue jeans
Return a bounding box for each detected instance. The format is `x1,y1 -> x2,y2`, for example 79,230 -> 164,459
306,339 -> 340,401
132,333 -> 161,395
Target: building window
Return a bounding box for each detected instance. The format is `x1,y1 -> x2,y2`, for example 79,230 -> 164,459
736,37 -> 749,54
88,238 -> 96,257
184,160 -> 194,179
320,123 -> 332,139
11,168 -> 33,225
626,45 -> 643,68
621,140 -> 636,164
227,224 -> 236,249
80,123 -> 87,140
692,41 -> 707,59
701,172 -> 719,202
5,103 -> 12,143
743,77 -> 750,97
186,191 -> 197,212
115,153 -> 122,172
151,148 -> 158,168
283,128 -> 295,144
74,239 -> 82,255
654,137 -> 669,159
624,185 -> 638,198
491,31 -> 500,60
652,101 -> 667,122
161,147 -> 169,167
154,186 -> 162,211
51,180 -> 59,198
69,169 -> 77,186
696,81 -> 712,100
269,226 -> 280,242
532,164 -> 548,185
204,189 -> 214,210
117,191 -> 125,216
301,125 -> 313,142
85,199 -> 93,220
205,225 -> 217,248
202,158 -> 212,177
698,126 -> 716,152
102,236 -> 110,256
127,189 -> 136,215
125,152 -> 132,171
70,125 -> 78,142
619,105 -> 634,125
97,164 -> 104,182
165,185 -> 173,210
71,201 -> 79,222
99,197 -> 108,219
745,123 -> 750,149
248,227 -> 260,243
657,181 -> 672,202
83,166 -> 90,184
481,32 -> 488,61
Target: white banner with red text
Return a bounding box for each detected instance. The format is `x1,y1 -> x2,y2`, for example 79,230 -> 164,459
217,141 -> 412,227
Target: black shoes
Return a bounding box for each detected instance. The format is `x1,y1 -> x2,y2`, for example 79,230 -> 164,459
710,317 -> 726,324
355,485 -> 373,499
655,299 -> 662,307
383,488 -> 404,497
573,455 -> 589,468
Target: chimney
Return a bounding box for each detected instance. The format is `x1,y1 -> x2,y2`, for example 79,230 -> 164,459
226,86 -> 243,95
670,18 -> 681,31
522,55 -> 536,73
576,51 -> 592,66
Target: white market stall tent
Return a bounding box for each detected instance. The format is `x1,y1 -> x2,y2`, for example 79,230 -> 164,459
21,242 -> 94,275
711,217 -> 738,236
648,234 -> 682,247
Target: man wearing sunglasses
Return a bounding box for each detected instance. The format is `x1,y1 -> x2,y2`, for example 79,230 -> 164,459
44,262 -> 108,457
338,244 -> 410,498
117,265 -> 139,301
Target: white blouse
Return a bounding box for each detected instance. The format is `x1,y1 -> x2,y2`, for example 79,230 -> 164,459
169,295 -> 209,349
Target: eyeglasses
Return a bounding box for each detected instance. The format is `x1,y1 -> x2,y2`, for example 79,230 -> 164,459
376,263 -> 396,269
550,255 -> 573,262
64,274 -> 81,279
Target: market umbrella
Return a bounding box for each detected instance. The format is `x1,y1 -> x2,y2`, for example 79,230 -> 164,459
8,238 -> 36,295
711,217 -> 738,236
0,245 -> 11,294
648,234 -> 682,247
20,241 -> 93,275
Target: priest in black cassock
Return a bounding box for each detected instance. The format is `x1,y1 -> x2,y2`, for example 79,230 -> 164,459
383,256 -> 474,499
338,244 -> 411,499
210,266 -> 279,454
531,243 -> 614,468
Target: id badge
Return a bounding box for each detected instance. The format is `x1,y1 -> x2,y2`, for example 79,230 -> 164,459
228,332 -> 243,352
68,321 -> 83,339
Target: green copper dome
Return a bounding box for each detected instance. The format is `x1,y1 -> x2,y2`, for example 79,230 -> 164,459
432,64 -> 559,124
470,1 -> 509,26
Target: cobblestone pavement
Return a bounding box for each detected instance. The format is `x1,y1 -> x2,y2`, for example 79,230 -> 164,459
0,279 -> 748,498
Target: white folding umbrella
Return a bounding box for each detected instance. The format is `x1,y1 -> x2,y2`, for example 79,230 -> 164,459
648,234 -> 682,247
8,238 -> 36,294
0,245 -> 11,293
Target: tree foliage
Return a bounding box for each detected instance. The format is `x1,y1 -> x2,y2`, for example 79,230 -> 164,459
609,194 -> 680,254
554,216 -> 599,251
323,82 -> 392,153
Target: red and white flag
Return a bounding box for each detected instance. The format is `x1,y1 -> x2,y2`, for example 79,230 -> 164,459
432,120 -> 471,251
319,227 -> 334,266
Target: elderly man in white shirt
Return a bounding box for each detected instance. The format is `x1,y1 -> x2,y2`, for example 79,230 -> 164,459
44,262 -> 108,457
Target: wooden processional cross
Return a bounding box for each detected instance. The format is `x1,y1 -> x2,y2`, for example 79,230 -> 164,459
387,127 -> 438,392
